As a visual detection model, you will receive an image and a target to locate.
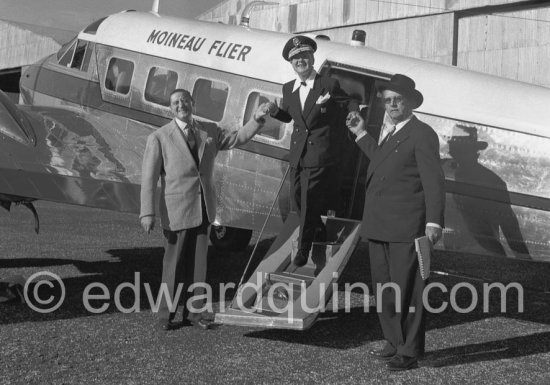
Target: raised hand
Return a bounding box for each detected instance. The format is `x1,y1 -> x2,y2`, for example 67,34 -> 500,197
346,111 -> 365,135
266,101 -> 279,115
254,102 -> 278,122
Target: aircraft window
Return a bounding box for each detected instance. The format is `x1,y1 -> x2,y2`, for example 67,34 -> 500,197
56,37 -> 76,61
192,79 -> 228,122
144,67 -> 178,107
58,40 -> 77,67
105,58 -> 134,95
70,40 -> 88,71
243,92 -> 284,140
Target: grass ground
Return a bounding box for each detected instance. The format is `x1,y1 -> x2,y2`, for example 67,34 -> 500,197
1,202 -> 549,384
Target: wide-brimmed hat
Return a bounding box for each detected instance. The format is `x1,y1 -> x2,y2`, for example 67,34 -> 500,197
448,125 -> 488,150
378,74 -> 424,109
282,35 -> 317,61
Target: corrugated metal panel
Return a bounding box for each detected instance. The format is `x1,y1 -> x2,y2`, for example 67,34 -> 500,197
310,13 -> 454,64
195,1 -> 550,88
0,21 -> 69,70
199,0 -> 526,31
457,7 -> 550,87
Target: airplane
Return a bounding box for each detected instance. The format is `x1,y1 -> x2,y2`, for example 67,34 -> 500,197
2,2 -> 549,328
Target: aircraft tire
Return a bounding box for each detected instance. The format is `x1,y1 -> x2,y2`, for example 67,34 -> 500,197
209,225 -> 253,252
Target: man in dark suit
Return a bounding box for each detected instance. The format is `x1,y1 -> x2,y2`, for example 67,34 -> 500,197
269,35 -> 358,267
140,89 -> 270,331
346,74 -> 445,371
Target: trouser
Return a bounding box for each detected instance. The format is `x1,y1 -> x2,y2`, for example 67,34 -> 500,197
369,240 -> 426,358
158,204 -> 209,321
291,165 -> 334,251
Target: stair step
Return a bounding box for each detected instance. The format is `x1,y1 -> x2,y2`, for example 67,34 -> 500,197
268,272 -> 314,286
311,242 -> 342,258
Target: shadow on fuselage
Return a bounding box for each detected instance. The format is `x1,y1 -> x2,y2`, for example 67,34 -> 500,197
445,125 -> 530,259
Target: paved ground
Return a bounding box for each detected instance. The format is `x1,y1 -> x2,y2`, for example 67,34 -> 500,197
1,202 -> 549,384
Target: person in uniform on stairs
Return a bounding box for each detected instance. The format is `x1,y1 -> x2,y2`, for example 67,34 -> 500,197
268,35 -> 358,267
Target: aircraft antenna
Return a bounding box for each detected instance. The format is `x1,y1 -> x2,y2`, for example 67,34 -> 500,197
151,0 -> 159,13
239,1 -> 278,28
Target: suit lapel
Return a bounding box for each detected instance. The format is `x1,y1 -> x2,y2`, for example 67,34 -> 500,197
366,118 -> 415,181
196,120 -> 208,164
168,120 -> 198,169
302,75 -> 323,120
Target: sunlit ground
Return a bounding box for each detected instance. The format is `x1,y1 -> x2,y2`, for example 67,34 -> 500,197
1,202 -> 549,384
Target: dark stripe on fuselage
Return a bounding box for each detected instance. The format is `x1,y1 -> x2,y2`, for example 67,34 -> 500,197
445,180 -> 550,212
34,67 -> 169,128
32,67 -> 290,161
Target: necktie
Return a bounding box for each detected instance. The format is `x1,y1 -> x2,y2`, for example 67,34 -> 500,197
300,81 -> 307,87
185,126 -> 199,163
379,124 -> 396,147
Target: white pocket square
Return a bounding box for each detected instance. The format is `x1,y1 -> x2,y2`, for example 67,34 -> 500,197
316,93 -> 331,104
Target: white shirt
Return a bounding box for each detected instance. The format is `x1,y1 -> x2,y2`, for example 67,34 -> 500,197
355,111 -> 413,143
175,117 -> 199,146
292,70 -> 317,110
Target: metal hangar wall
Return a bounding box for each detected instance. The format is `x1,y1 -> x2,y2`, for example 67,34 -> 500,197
198,0 -> 550,88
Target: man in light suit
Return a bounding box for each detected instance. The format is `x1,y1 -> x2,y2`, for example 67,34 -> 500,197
347,74 -> 445,371
140,88 -> 271,331
269,35 -> 358,267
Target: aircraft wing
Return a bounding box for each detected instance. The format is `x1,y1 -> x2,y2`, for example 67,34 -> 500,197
0,90 -> 141,217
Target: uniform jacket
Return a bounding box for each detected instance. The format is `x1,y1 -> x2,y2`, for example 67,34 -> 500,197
140,118 -> 261,231
272,74 -> 358,168
356,115 -> 445,242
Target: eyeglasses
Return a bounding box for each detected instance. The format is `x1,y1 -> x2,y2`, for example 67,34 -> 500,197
383,96 -> 404,105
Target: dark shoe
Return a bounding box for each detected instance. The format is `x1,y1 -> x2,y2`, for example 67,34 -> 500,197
156,319 -> 181,332
386,355 -> 418,371
187,315 -> 214,330
293,249 -> 309,267
369,348 -> 396,361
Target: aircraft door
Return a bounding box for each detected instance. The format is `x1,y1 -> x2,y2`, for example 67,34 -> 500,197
319,62 -> 389,220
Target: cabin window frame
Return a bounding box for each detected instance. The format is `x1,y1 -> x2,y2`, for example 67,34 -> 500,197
57,39 -> 77,67
57,39 -> 91,72
56,38 -> 75,61
191,77 -> 230,123
143,66 -> 179,107
103,56 -> 135,96
69,40 -> 89,71
242,90 -> 286,142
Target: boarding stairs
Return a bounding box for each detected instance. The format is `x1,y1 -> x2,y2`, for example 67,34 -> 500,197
215,213 -> 362,330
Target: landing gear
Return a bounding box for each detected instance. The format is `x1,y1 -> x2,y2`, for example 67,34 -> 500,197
0,194 -> 39,234
209,225 -> 252,252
